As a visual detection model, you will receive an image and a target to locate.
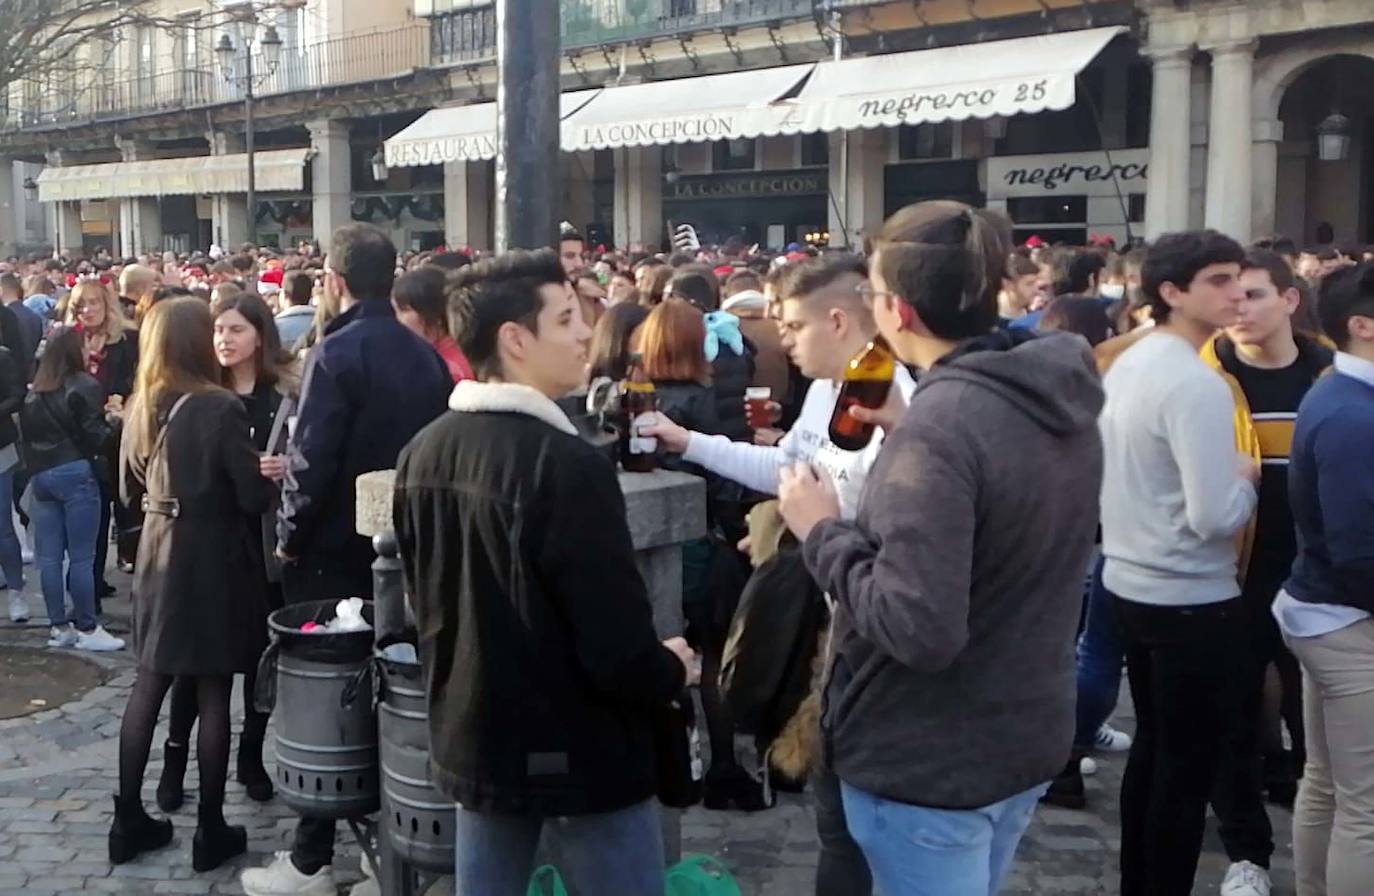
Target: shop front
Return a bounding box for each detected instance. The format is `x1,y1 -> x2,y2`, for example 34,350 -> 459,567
985,148 -> 1148,246
663,167 -> 828,249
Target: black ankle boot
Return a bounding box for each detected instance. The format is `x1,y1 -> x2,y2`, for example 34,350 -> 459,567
1041,751 -> 1087,810
236,740 -> 274,803
703,765 -> 774,812
191,806 -> 247,872
156,741 -> 189,812
108,794 -> 173,864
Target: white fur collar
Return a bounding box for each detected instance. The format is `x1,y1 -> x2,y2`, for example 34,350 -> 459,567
448,380 -> 577,436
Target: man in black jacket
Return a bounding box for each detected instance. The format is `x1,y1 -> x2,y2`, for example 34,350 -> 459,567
242,224 -> 451,896
394,249 -> 697,896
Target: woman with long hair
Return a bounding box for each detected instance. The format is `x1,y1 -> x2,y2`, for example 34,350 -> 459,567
111,298 -> 273,873
154,292 -> 299,812
586,301 -> 649,383
392,266 -> 473,382
66,280 -> 139,601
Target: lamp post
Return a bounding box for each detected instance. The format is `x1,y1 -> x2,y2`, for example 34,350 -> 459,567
216,24 -> 283,246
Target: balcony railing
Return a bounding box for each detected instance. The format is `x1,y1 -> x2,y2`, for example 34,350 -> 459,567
3,22 -> 431,131
433,0 -> 818,65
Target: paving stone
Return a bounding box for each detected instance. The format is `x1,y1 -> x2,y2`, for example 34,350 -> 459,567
12,844 -> 76,862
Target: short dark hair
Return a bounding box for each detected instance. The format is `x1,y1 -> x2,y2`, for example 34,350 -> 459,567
1140,230 -> 1246,325
1241,248 -> 1295,293
393,266 -> 449,336
1066,250 -> 1107,295
776,253 -> 867,303
1317,262 -> 1374,350
873,200 -> 1009,340
0,273 -> 20,295
329,223 -> 397,302
281,270 -> 313,307
446,248 -> 566,380
722,269 -> 762,298
1038,296 -> 1113,347
666,265 -> 720,311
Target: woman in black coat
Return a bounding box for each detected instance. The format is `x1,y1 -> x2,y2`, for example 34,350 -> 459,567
110,298 -> 273,873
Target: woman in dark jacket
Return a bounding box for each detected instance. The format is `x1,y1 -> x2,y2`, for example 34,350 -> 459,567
155,293 -> 299,811
16,331 -> 121,649
66,280 -> 139,600
636,299 -> 766,811
110,297 -> 273,873
0,342 -> 28,625
665,266 -> 756,441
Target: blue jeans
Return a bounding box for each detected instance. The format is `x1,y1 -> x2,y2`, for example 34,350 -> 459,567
0,467 -> 25,594
454,798 -> 664,896
31,461 -> 101,633
841,780 -> 1047,896
1075,554 -> 1125,748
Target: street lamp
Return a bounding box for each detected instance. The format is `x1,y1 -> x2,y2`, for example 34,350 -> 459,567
1317,111 -> 1352,162
369,148 -> 388,184
216,23 -> 283,245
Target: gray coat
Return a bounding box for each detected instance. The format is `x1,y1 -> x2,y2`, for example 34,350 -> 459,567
803,331 -> 1105,809
120,391 -> 274,675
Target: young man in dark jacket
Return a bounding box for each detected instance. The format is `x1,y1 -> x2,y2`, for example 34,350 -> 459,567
242,224 -> 451,896
393,249 -> 696,896
779,202 -> 1104,895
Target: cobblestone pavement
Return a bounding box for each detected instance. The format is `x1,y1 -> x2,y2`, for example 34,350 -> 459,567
0,580 -> 1297,895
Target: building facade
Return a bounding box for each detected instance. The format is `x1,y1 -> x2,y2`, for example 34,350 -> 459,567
1,0 -> 1371,259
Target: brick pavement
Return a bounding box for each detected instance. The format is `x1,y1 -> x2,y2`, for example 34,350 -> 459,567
1,582 -> 1297,895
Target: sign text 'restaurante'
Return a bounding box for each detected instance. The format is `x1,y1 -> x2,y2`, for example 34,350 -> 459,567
386,134 -> 499,167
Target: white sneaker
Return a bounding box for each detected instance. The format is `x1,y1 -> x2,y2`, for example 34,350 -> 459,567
1221,860 -> 1271,896
1093,722 -> 1132,752
1080,756 -> 1098,776
47,624 -> 79,648
7,590 -> 28,622
74,625 -> 125,652
241,851 -> 337,896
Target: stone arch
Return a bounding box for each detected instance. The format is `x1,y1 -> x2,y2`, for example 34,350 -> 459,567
1253,38 -> 1374,124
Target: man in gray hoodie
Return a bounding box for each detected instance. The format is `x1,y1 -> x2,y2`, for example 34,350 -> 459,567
780,201 -> 1104,895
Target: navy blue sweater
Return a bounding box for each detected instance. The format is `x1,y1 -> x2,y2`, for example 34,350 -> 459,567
1284,368 -> 1374,613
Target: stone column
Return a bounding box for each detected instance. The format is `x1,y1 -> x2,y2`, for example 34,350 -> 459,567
613,145 -> 663,252
45,150 -> 84,255
308,119 -> 352,245
1144,47 -> 1193,240
1251,118 -> 1283,241
0,159 -> 17,258
1203,41 -> 1257,241
442,160 -> 494,252
828,129 -> 886,250
116,138 -> 163,255
207,131 -> 247,251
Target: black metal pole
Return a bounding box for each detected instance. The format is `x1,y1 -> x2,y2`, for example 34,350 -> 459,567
495,0 -> 560,252
245,49 -> 256,248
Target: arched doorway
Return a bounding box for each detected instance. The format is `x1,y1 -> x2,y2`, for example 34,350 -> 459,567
1271,54 -> 1374,245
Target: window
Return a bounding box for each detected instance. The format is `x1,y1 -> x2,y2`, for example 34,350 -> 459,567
1125,62 -> 1152,149
1007,196 -> 1086,225
712,138 -> 756,172
1128,193 -> 1145,223
897,123 -> 954,160
801,132 -> 829,167
1001,66 -> 1106,155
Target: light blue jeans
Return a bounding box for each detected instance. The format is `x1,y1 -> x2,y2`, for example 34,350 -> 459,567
31,460 -> 101,633
0,467 -> 25,594
453,798 -> 664,896
841,780 -> 1048,896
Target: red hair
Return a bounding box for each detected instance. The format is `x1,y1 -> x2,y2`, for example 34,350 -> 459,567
634,298 -> 710,385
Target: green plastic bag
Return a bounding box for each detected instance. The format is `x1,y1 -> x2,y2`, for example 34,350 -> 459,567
666,854 -> 741,896
526,865 -> 567,896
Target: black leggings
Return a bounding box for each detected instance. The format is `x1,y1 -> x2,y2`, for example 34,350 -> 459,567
166,669 -> 269,766
119,669 -> 233,823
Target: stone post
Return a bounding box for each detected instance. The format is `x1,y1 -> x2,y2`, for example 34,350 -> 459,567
1144,47 -> 1193,241
613,145 -> 663,251
442,160 -> 494,252
309,119 -> 353,245
115,137 -> 163,254
0,159 -> 17,258
207,131 -> 248,251
828,129 -> 886,250
1251,118 -> 1284,241
1203,41 -> 1257,241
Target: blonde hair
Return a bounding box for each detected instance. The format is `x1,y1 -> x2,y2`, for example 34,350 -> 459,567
66,281 -> 132,344
119,264 -> 158,301
124,298 -> 226,460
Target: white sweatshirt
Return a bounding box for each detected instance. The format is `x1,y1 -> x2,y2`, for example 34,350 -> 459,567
681,367 -> 917,520
1099,331 -> 1257,606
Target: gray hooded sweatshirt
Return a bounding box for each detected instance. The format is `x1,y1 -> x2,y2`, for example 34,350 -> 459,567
803,330 -> 1105,809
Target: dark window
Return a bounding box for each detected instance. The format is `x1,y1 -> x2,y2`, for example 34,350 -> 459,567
897,123 -> 954,160
1126,62 -> 1152,148
1128,193 -> 1145,223
713,138 -> 757,171
1000,65 -> 1105,155
1007,196 -> 1087,225
1012,227 -> 1086,246
801,132 -> 829,166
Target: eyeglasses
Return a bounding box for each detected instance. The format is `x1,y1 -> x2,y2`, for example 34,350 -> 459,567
855,283 -> 900,304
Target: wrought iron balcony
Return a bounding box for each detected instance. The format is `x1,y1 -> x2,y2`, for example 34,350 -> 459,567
431,0 -> 819,66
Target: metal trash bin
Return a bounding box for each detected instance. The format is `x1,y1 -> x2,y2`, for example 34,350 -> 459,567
257,600 -> 380,820
377,644 -> 455,874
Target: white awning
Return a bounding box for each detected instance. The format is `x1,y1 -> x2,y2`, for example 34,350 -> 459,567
790,27 -> 1122,132
36,148 -> 312,202
385,91 -> 600,168
560,64 -> 816,152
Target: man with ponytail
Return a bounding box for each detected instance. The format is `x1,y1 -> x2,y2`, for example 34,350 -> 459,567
777,200 -> 1105,894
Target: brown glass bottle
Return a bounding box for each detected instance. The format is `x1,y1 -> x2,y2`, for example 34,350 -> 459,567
620,354 -> 659,473
828,338 -> 896,451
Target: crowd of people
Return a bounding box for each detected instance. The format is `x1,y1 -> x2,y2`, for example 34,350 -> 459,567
2,204 -> 1371,896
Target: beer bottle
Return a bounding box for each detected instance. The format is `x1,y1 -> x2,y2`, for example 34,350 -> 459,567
621,354 -> 659,473
828,338 -> 896,451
